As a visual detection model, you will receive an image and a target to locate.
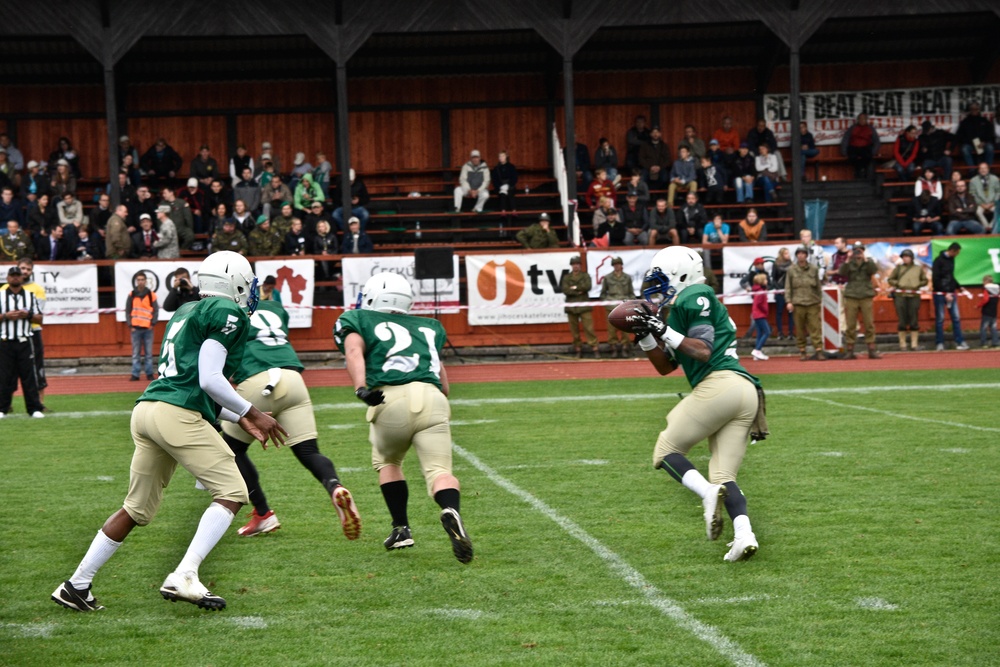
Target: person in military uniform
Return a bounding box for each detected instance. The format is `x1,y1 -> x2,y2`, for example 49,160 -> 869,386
0,219 -> 34,261
221,298 -> 361,539
270,202 -> 297,238
599,256 -> 636,357
516,212 -> 559,249
211,218 -> 247,256
630,246 -> 767,563
837,242 -> 882,360
561,255 -> 599,358
784,245 -> 826,361
334,273 -> 473,564
52,251 -> 286,613
247,214 -> 282,257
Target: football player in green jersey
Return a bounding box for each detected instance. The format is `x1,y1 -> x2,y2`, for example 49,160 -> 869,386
334,272 -> 473,564
630,246 -> 768,563
52,252 -> 287,613
221,298 -> 362,540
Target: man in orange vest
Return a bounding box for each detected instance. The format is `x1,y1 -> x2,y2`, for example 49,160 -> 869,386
126,272 -> 159,381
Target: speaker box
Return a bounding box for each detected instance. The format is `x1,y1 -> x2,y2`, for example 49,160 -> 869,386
414,247 -> 455,280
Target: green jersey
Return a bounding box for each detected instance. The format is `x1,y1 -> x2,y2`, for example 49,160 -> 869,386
667,284 -> 759,389
138,297 -> 250,421
334,309 -> 446,390
232,300 -> 303,385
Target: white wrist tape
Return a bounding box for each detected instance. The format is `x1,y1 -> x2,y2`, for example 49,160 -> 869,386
661,326 -> 685,350
637,334 -> 658,351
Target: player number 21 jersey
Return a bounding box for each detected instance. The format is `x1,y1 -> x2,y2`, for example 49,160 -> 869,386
334,309 -> 446,390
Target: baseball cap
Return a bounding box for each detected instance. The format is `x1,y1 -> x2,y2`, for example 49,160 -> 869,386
348,216 -> 360,224
139,213 -> 151,221
753,257 -> 765,265
261,152 -> 272,161
739,142 -> 749,149
187,177 -> 198,187
709,139 -> 719,146
27,160 -> 39,169
7,266 -> 23,276
262,141 -> 272,149
539,212 -> 551,221
57,158 -> 69,166
294,152 -> 305,165
310,201 -> 323,209
119,135 -> 130,142
853,241 -> 866,250
256,214 -> 269,225
470,149 -> 481,158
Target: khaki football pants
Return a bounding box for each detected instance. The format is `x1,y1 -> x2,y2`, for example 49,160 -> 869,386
221,369 -> 317,447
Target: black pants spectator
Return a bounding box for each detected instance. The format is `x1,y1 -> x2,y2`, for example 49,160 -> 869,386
847,145 -> 874,177
0,338 -> 44,414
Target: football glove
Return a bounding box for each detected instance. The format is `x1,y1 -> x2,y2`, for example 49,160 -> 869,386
632,314 -> 685,350
355,387 -> 386,406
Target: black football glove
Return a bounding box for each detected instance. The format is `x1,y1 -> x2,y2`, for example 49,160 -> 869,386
631,313 -> 667,340
355,387 -> 385,406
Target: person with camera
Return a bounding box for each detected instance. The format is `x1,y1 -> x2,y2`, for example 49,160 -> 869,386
164,267 -> 200,312
837,242 -> 882,360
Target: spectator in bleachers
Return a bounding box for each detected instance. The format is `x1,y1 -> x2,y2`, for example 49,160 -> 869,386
105,205 -> 131,259
294,173 -> 324,215
754,144 -> 780,202
737,207 -> 767,242
332,168 -> 371,232
283,218 -> 308,256
190,145 -> 220,189
290,152 -> 313,190
956,101 -> 996,168
798,122 -> 819,175
21,161 -> 49,204
667,146 -> 698,205
915,167 -> 942,200
92,192 -> 112,234
261,174 -> 293,221
312,219 -> 338,282
180,177 -> 207,234
626,171 -> 649,209
600,256 -> 635,358
140,138 -> 182,189
27,193 -> 57,237
50,159 -> 76,199
120,153 -> 141,187
206,202 -> 232,237
247,215 -> 283,257
0,186 -> 24,228
313,151 -> 332,198
887,248 -> 927,351
130,214 -> 158,259
910,190 -> 943,235
946,180 -> 983,235
128,185 -> 157,229
941,168 -> 961,205
210,217 -> 247,256
48,137 -> 80,179
918,120 -> 954,179
107,171 -> 136,207
232,199 -> 254,235
0,149 -> 19,191
701,214 -> 730,244
0,133 -> 24,171
229,144 -> 253,188
585,168 -> 615,210
341,216 -> 373,254
57,192 -> 87,233
257,154 -> 276,187
976,275 -> 999,349
622,193 -> 650,246
593,138 -> 620,185
971,161 -> 1000,232
1,220 -> 34,261
740,257 -> 772,291
932,242 -> 968,351
679,192 -> 707,244
205,178 -> 233,225
892,125 -> 921,181
233,167 -> 260,216
591,195 -> 617,237
153,205 -> 179,259
118,136 -> 141,186
707,139 -> 725,166
573,140 -> 593,189
625,115 -> 650,170
841,113 -> 880,179
160,187 -> 194,250
37,223 -> 73,260
678,125 -> 706,160
746,119 -> 777,155
639,125 -> 671,188
595,207 -> 626,247
697,155 -> 726,205
258,141 -> 281,176
303,200 -> 329,237
712,116 -> 741,154
645,197 -> 678,247
516,212 -> 559,249
731,142 -> 756,203
453,150 -> 491,214
771,247 -> 794,340
491,151 -> 518,219
271,202 -> 297,238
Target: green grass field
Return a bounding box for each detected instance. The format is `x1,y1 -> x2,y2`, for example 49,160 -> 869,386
2,368 -> 998,667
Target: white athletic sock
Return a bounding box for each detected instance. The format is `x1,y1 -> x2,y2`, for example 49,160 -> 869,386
732,514 -> 753,538
69,530 -> 122,588
681,469 -> 713,498
175,502 -> 234,575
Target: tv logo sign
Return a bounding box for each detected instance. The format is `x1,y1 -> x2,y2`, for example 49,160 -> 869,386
467,253 -> 572,325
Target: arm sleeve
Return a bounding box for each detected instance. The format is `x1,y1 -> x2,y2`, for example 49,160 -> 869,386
198,338 -> 252,418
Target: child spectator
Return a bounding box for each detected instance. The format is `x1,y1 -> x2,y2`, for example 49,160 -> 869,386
750,272 -> 771,361
585,168 -> 615,209
977,275 -> 999,348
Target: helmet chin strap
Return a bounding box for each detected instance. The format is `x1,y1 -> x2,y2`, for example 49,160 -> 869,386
246,276 -> 260,314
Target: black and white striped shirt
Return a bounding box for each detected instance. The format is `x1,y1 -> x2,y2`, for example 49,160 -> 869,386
0,287 -> 37,340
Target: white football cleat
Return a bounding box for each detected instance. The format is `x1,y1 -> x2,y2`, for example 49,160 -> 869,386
31,411 -> 45,418
703,484 -> 727,541
724,533 -> 759,562
159,571 -> 226,610
751,349 -> 769,361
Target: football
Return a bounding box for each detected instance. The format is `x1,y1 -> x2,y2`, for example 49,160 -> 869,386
607,299 -> 654,333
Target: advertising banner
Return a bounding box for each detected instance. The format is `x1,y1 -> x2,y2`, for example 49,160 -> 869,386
466,252 -> 574,325
341,254 -> 461,314
586,248 -> 662,299
114,261 -> 201,321
931,237 -> 1000,286
254,259 -> 315,328
0,262 -> 99,324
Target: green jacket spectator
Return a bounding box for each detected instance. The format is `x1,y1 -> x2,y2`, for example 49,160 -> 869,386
516,214 -> 559,249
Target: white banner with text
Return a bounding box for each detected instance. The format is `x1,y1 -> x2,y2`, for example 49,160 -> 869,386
341,254 -> 461,315
466,252 -> 576,325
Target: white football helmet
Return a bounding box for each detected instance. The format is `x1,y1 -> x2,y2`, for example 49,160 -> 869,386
358,272 -> 413,314
198,250 -> 259,314
643,246 -> 705,305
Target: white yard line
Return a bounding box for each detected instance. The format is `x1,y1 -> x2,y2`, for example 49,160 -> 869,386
453,442 -> 767,667
795,395 -> 1000,433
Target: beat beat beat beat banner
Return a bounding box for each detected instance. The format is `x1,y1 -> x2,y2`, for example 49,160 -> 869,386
466,252 -> 576,325
764,84 -> 1000,147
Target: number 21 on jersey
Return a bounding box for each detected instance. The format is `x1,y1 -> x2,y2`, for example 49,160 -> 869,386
375,321 -> 441,378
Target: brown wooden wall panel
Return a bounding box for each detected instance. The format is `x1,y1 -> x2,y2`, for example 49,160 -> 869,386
448,107 -> 548,168
0,85 -> 104,114
17,118 -> 108,181
574,68 -> 758,99
350,74 -> 548,106
128,81 -> 336,112
126,115 -> 228,180
349,110 -> 440,172
774,60 -> 969,93
235,112 -> 337,171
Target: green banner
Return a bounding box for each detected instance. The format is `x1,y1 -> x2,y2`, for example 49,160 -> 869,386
931,237 -> 1000,286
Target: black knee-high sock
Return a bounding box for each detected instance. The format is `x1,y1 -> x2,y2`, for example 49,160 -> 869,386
433,488 -> 460,513
380,480 -> 409,527
290,439 -> 341,495
722,481 -> 748,520
223,433 -> 269,516
659,453 -> 696,483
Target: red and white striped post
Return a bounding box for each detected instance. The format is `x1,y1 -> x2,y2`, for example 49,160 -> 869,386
821,286 -> 842,353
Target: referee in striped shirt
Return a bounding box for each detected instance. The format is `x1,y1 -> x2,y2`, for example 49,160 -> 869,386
0,266 -> 45,418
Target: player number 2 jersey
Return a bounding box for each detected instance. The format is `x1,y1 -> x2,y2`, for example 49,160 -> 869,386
334,309 -> 446,390
232,300 -> 303,384
138,297 -> 249,421
667,284 -> 759,389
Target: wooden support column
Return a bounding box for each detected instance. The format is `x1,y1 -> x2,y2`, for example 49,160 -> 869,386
789,47 -> 804,233
103,65 -> 120,208
334,62 -> 352,217
563,55 -> 577,205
